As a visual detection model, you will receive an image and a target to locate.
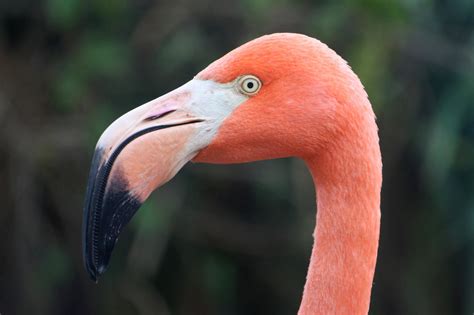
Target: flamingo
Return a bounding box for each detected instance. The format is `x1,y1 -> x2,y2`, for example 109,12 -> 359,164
83,33 -> 382,314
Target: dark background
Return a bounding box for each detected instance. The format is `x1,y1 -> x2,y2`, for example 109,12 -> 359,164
0,0 -> 473,314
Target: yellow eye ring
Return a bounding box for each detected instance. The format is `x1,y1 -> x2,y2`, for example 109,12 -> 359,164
237,75 -> 262,96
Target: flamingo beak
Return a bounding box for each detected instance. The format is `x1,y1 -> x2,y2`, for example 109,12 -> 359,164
82,79 -> 247,281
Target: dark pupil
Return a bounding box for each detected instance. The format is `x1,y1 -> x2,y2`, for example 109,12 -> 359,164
246,81 -> 254,89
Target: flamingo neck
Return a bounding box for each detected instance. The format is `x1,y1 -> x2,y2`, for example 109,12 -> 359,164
298,114 -> 382,315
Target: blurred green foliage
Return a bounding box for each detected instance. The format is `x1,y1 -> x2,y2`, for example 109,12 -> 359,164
0,0 -> 473,315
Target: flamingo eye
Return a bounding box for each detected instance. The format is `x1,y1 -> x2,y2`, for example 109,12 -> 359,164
237,75 -> 261,96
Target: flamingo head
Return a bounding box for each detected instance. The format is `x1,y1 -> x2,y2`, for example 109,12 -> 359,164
83,33 -> 364,281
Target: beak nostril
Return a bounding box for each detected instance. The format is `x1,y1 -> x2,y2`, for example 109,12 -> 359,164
144,109 -> 176,122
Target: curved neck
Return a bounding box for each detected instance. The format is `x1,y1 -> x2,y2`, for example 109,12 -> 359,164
298,113 -> 382,315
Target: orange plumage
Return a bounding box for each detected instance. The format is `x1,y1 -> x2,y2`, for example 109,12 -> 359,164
84,33 -> 382,315
196,33 -> 382,314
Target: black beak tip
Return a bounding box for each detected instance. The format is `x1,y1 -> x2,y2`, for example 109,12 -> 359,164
88,270 -> 99,283
85,261 -> 105,283
82,149 -> 143,283
86,264 -> 107,283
